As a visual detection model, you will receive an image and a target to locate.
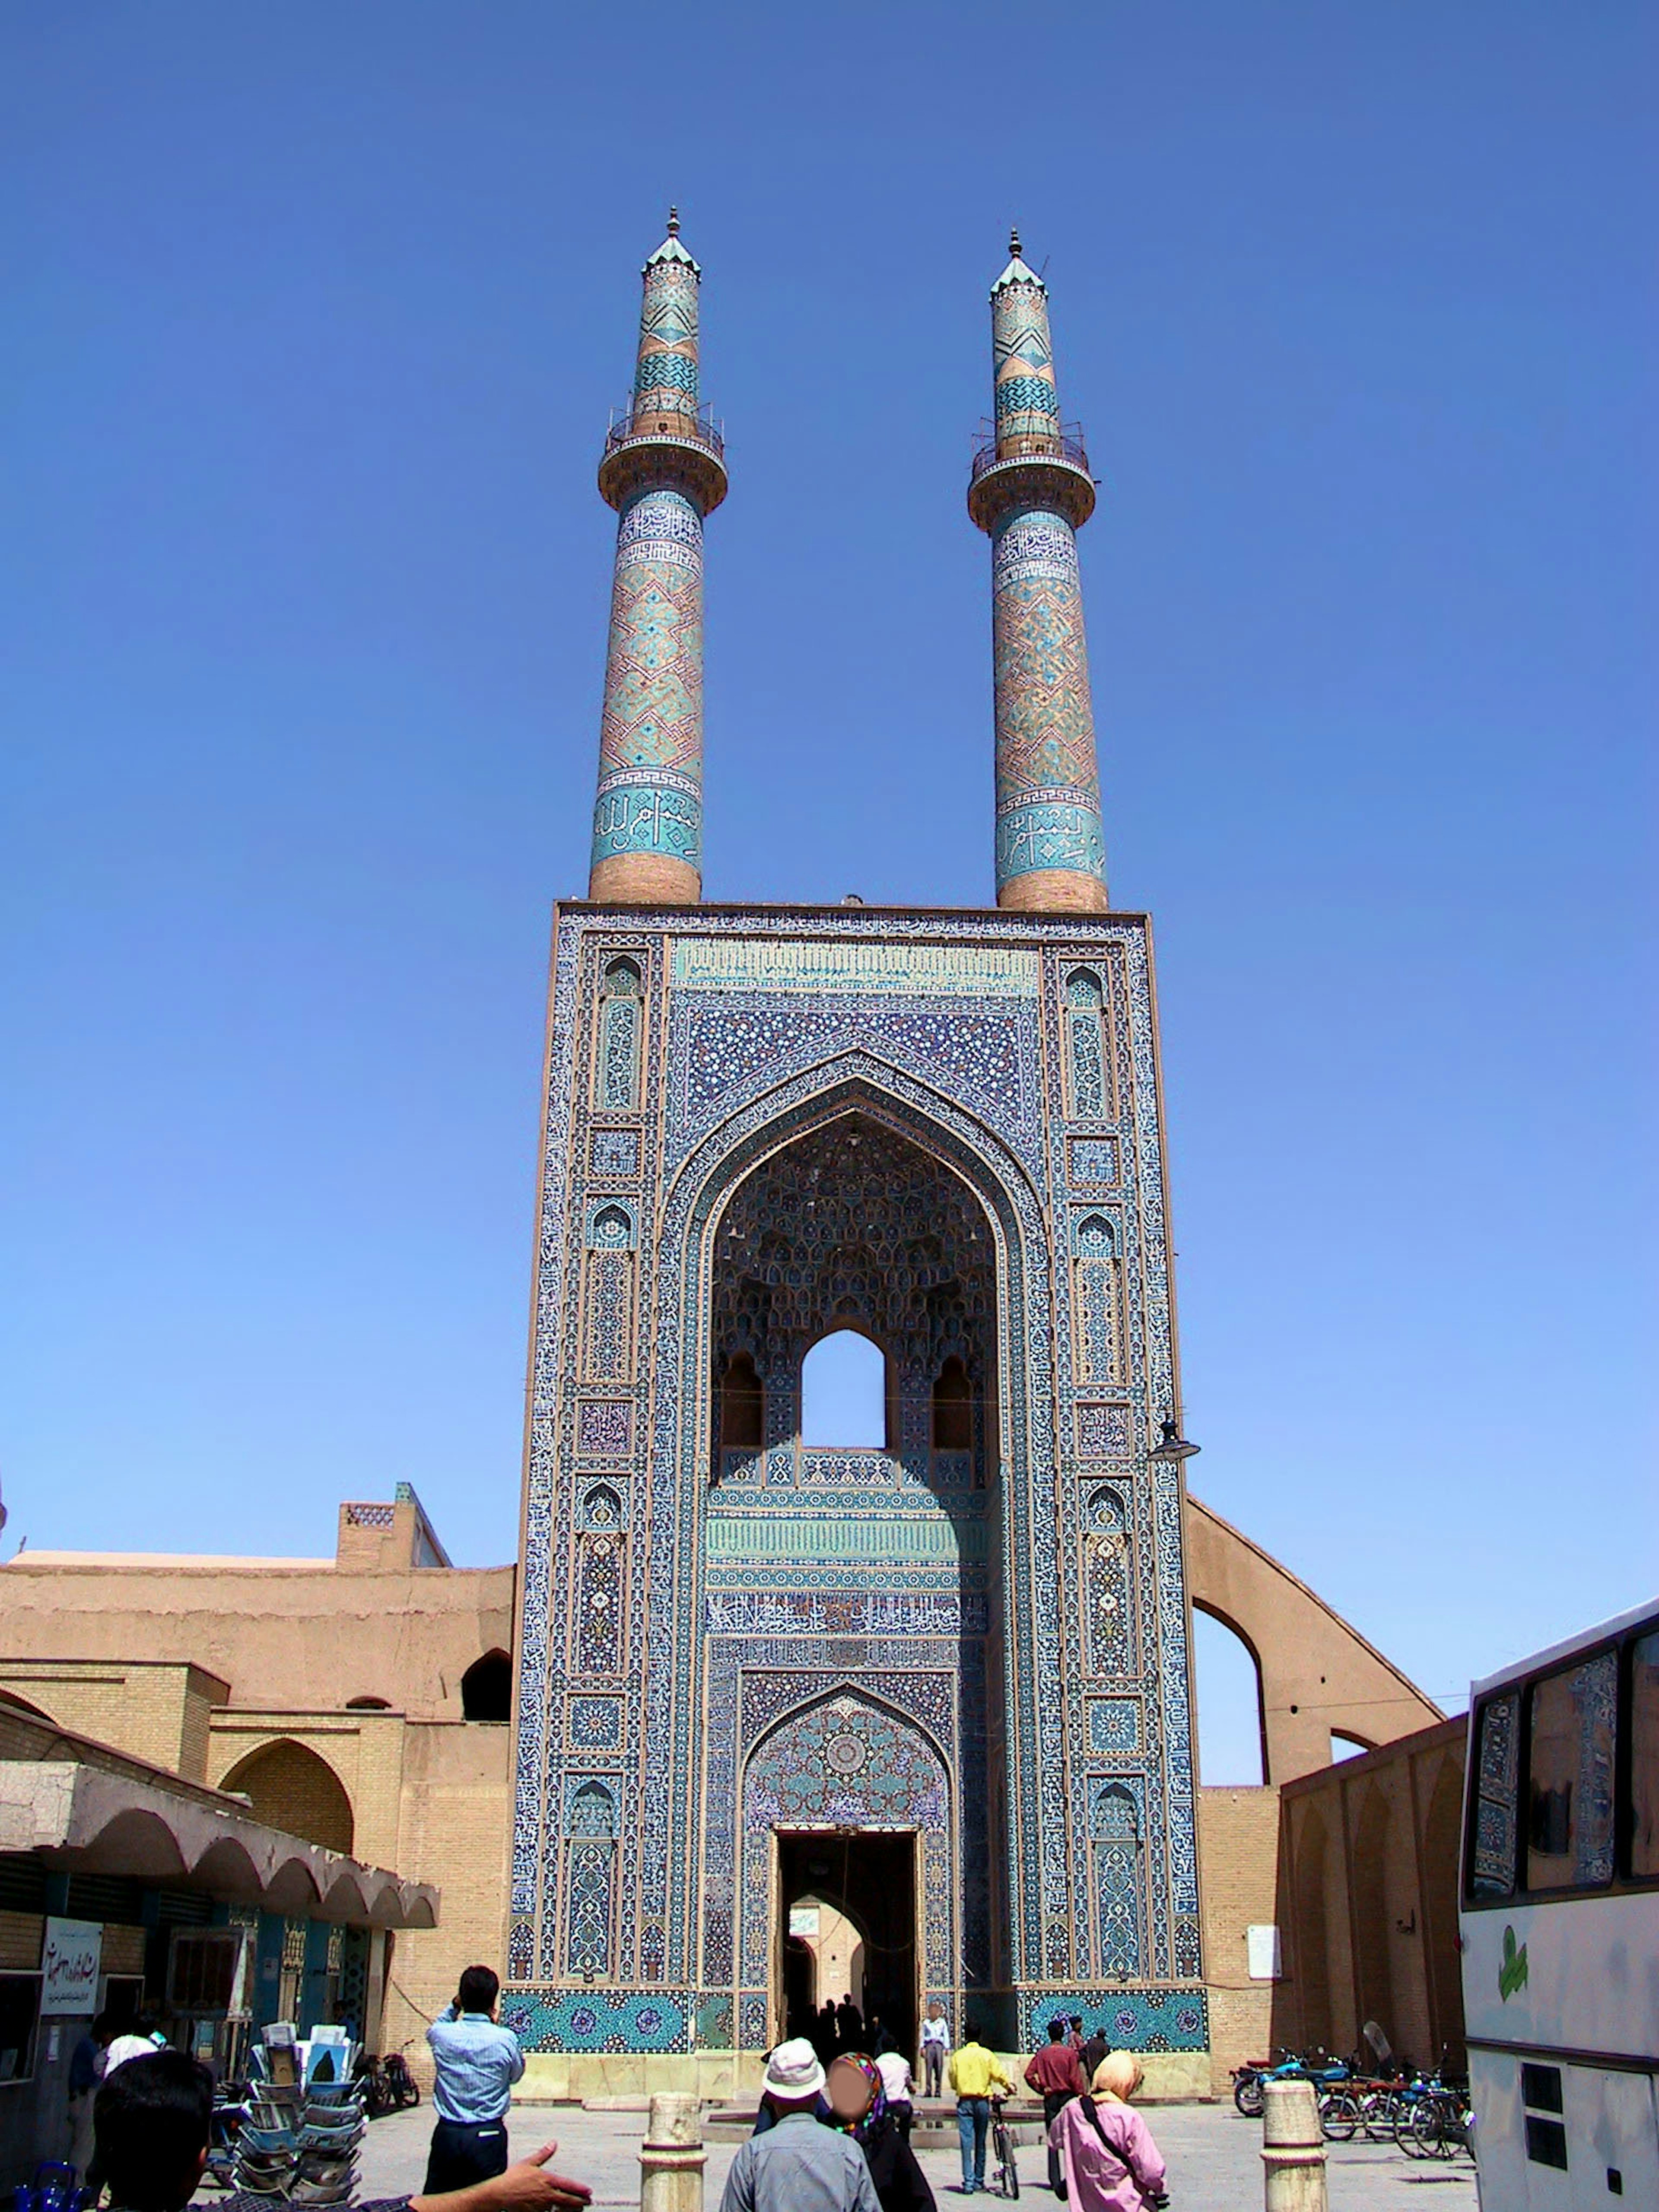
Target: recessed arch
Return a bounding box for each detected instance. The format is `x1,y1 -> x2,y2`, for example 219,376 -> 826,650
345,1695 -> 391,1711
634,1053 -> 1055,1998
219,1739 -> 355,1855
461,1649 -> 512,1723
1351,1783 -> 1395,2047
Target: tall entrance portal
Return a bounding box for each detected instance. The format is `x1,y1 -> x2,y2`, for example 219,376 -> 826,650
509,909 -> 1205,2082
775,1831 -> 920,2050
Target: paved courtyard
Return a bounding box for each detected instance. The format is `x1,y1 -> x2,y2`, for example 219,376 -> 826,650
334,2101 -> 1477,2212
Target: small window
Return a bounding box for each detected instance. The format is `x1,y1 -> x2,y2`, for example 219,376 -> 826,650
1630,1630 -> 1659,1878
1527,1652 -> 1616,1891
1525,2116 -> 1569,2170
931,1358 -> 972,1451
345,1696 -> 391,1711
1468,1693 -> 1519,1900
721,1353 -> 764,1451
461,1651 -> 513,1723
1521,2063 -> 1563,2113
0,1974 -> 41,2086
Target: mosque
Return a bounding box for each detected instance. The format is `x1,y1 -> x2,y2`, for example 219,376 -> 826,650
0,221 -> 1446,2138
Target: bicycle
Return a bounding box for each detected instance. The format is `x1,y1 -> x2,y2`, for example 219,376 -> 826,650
987,2096 -> 1020,2199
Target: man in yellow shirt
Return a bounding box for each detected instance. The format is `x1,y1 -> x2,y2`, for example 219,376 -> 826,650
947,2026 -> 1015,2193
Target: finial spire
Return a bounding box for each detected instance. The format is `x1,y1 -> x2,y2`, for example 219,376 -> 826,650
966,240 -> 1109,914
1009,224 -> 1021,260
587,217 -> 728,905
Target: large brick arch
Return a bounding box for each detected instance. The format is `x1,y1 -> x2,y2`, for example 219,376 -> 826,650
1183,1495 -> 1438,1783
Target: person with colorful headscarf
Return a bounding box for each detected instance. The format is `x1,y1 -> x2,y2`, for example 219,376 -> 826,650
824,2054 -> 935,2212
1048,2053 -> 1169,2212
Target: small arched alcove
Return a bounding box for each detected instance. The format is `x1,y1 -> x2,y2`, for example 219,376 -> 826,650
219,1740 -> 355,1856
931,1356 -> 972,1451
720,1351 -> 765,1451
801,1329 -> 888,1449
1192,1606 -> 1267,1786
461,1650 -> 513,1723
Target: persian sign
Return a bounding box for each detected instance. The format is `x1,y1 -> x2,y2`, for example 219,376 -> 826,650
670,939 -> 1041,998
41,1918 -> 102,2016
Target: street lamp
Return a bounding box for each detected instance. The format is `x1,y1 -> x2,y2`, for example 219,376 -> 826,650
1148,1416 -> 1199,1465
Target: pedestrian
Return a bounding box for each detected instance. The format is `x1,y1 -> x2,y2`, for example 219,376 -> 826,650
1066,2019 -> 1084,2053
67,2011 -> 113,2184
1078,2025 -> 1108,2088
918,2003 -> 950,2101
105,2018 -> 169,2074
1049,2052 -> 1169,2212
1024,2020 -> 1086,2196
946,2022 -> 1014,2194
424,1964 -> 526,2192
836,1993 -> 864,2050
92,2047 -> 592,2212
815,2003 -> 839,2065
874,2050 -> 914,2140
720,2039 -> 881,2212
825,2054 -> 934,2212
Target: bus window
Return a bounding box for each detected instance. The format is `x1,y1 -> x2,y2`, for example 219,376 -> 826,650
1631,1630 -> 1659,1878
1526,1651 -> 1616,1891
1469,1691 -> 1519,1898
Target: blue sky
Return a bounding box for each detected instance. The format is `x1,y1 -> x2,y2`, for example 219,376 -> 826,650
2,4 -> 1652,1780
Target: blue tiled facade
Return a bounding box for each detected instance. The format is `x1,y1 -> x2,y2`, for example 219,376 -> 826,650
507,909 -> 1206,2057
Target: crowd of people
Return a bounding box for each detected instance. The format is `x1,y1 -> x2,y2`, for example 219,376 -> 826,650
726,2009 -> 1167,2212
70,1967 -> 1168,2212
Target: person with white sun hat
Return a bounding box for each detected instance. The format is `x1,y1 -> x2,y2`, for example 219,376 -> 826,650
720,2040 -> 881,2212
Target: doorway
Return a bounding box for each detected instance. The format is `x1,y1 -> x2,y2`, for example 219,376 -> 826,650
775,1829 -> 919,2055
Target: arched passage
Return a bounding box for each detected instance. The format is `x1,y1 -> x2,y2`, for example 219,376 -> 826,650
745,1689 -> 949,2055
220,1739 -> 354,1855
801,1328 -> 888,1447
1192,1605 -> 1266,1786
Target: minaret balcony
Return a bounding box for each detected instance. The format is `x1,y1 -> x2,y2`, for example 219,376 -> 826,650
598,402 -> 728,516
968,424 -> 1097,533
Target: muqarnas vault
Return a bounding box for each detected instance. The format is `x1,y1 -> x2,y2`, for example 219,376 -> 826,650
507,219 -> 1206,2069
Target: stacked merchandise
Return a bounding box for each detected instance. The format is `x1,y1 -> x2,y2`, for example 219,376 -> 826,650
234,2026 -> 366,2205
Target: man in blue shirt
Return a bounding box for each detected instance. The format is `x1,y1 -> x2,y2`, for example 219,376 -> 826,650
426,1966 -> 527,2192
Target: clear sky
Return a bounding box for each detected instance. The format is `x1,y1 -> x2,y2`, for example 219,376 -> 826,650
2,4 -> 1653,1780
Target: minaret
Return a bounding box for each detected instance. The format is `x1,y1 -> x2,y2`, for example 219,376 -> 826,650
967,231 -> 1109,912
588,210 -> 728,903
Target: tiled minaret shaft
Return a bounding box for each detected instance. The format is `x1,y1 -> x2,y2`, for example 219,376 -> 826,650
967,233 -> 1109,913
589,213 -> 728,903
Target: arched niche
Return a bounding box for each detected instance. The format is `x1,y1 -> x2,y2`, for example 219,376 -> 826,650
461,1650 -> 513,1723
219,1739 -> 355,1856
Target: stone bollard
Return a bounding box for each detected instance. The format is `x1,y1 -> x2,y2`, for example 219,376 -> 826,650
1260,2079 -> 1327,2212
639,2092 -> 706,2212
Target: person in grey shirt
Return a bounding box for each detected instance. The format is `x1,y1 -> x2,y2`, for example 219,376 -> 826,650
721,2040 -> 881,2212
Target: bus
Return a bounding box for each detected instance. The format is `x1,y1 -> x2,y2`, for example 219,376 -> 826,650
1460,1596 -> 1659,2207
